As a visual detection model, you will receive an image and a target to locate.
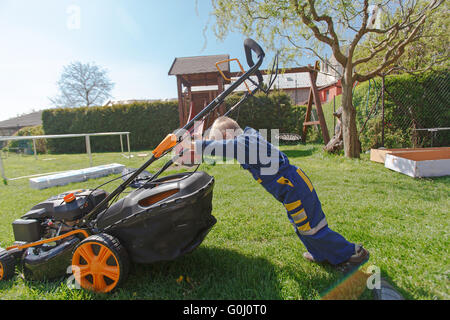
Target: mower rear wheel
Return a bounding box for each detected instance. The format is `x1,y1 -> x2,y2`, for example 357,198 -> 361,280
71,233 -> 129,293
0,249 -> 16,281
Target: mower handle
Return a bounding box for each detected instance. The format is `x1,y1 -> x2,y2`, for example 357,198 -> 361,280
244,38 -> 265,67
244,38 -> 265,86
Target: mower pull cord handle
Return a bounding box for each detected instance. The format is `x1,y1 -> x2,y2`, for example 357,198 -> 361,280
244,38 -> 265,86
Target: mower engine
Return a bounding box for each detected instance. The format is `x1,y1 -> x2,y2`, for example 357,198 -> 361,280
11,189 -> 108,280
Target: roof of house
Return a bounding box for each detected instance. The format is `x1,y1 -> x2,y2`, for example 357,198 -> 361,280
168,54 -> 230,75
0,110 -> 43,129
191,71 -> 338,92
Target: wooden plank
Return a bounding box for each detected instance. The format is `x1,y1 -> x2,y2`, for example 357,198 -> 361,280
176,76 -> 184,127
370,147 -> 450,163
217,75 -> 225,116
303,121 -> 321,126
393,149 -> 450,161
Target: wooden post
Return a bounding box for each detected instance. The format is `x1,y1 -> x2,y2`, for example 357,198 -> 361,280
310,70 -> 330,144
176,76 -> 184,127
187,85 -> 192,124
217,75 -> 225,116
302,83 -> 315,142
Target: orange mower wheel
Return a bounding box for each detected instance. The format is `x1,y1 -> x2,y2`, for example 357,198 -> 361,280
0,248 -> 16,281
71,233 -> 130,293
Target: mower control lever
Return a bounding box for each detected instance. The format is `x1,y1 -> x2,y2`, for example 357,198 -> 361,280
152,134 -> 177,158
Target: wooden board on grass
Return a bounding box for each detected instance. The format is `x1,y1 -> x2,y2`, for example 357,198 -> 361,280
370,147 -> 450,164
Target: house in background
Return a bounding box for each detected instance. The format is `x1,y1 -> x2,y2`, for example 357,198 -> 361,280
239,68 -> 341,105
0,110 -> 44,147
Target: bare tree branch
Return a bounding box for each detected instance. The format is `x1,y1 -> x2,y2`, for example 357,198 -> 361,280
50,62 -> 114,108
290,0 -> 348,66
354,13 -> 428,82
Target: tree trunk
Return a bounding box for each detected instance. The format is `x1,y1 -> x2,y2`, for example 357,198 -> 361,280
340,71 -> 361,158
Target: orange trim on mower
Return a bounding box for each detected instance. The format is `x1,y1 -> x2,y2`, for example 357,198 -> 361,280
6,229 -> 90,251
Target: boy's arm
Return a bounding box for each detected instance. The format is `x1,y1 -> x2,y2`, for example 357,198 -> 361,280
194,138 -> 239,160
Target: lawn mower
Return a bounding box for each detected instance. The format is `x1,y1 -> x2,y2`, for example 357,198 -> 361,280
0,38 -> 277,293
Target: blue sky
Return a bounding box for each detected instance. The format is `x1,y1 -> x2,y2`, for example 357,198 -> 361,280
0,0 -> 285,121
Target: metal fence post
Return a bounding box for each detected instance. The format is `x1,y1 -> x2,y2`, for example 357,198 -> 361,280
85,135 -> 93,167
127,133 -> 131,159
33,139 -> 37,160
0,154 -> 6,184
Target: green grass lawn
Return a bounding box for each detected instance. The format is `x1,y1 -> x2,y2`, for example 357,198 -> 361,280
0,145 -> 448,300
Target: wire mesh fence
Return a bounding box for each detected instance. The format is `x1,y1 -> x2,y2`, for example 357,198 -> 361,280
356,68 -> 450,150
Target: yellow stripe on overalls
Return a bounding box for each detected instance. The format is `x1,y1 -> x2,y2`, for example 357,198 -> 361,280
297,222 -> 311,232
277,176 -> 294,187
284,200 -> 301,212
297,168 -> 313,192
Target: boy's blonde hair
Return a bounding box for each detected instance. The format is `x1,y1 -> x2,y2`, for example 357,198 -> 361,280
208,116 -> 243,140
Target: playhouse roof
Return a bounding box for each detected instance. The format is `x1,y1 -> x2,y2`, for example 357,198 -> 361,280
168,54 -> 230,75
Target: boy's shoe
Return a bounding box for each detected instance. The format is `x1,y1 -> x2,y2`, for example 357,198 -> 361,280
335,244 -> 370,274
303,252 -> 317,263
302,245 -> 370,273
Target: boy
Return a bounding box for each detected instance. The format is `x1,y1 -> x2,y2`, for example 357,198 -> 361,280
187,116 -> 369,272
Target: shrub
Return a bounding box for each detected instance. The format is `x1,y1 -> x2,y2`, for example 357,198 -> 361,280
6,125 -> 47,154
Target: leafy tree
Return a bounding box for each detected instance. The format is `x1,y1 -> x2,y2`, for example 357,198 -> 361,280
210,0 -> 444,158
50,62 -> 114,108
355,1 -> 449,74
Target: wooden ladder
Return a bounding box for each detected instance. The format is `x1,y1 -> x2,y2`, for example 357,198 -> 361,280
302,61 -> 330,144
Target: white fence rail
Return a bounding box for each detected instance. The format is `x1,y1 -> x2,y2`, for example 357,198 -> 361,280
0,132 -> 130,183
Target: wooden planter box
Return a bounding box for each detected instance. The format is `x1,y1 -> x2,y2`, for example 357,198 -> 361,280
370,147 -> 450,178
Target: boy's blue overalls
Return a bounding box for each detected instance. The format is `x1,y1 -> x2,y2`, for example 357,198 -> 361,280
196,127 -> 355,265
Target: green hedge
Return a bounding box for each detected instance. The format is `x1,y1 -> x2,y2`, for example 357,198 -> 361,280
42,101 -> 179,154
224,91 -> 307,141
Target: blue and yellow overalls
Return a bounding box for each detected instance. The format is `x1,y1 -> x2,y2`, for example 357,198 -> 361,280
196,127 -> 355,265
